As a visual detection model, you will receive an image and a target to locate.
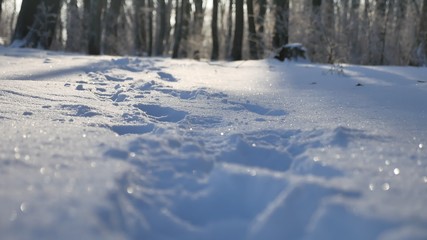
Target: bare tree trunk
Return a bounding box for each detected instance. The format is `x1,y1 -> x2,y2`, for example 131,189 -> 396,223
371,0 -> 387,65
272,0 -> 289,49
163,0 -> 173,54
181,0 -> 191,57
361,0 -> 371,64
148,0 -> 153,56
172,0 -> 182,58
12,0 -> 62,49
8,0 -> 17,37
225,0 -> 233,58
88,0 -> 105,55
155,0 -> 167,56
256,0 -> 266,57
12,0 -> 42,43
394,0 -> 407,64
82,0 -> 90,50
172,0 -> 191,58
133,0 -> 147,56
231,0 -> 243,60
348,0 -> 360,63
247,0 -> 258,59
0,0 -> 3,21
323,0 -> 335,63
418,0 -> 427,65
309,0 -> 322,62
192,0 -> 204,57
66,0 -> 81,52
211,0 -> 219,60
104,0 -> 124,55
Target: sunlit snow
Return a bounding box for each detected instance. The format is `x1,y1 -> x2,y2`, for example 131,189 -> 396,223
0,46 -> 427,240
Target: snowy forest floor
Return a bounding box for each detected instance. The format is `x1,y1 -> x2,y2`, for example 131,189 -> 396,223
0,47 -> 427,240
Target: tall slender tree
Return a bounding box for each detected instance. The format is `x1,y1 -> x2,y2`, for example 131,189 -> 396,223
230,0 -> 243,60
66,0 -> 81,52
348,0 -> 360,63
133,0 -> 147,55
172,0 -> 191,58
82,0 -> 90,50
394,0 -> 407,64
418,0 -> 427,65
172,0 -> 183,58
163,0 -> 173,54
308,0 -> 323,62
256,0 -> 267,57
247,0 -> 258,59
361,0 -> 371,64
192,0 -> 204,57
155,0 -> 167,56
225,0 -> 233,58
323,0 -> 335,63
104,0 -> 124,55
181,0 -> 191,57
88,0 -> 105,55
272,0 -> 289,49
0,0 -> 4,21
211,0 -> 220,60
371,0 -> 387,65
148,0 -> 154,56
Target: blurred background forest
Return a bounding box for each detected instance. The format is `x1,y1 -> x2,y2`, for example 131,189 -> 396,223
0,0 -> 426,65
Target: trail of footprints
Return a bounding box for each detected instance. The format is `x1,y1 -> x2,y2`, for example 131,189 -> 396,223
77,57 -> 287,136
67,57 -> 388,238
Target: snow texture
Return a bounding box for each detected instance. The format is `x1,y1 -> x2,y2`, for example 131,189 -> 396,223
0,47 -> 427,240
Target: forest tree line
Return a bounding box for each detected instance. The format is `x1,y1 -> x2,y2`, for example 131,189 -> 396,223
0,0 -> 427,65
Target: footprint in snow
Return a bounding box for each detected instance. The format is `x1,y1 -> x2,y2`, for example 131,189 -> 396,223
223,100 -> 286,116
157,72 -> 178,82
105,74 -> 133,82
135,104 -> 187,123
60,104 -> 100,117
110,124 -> 155,135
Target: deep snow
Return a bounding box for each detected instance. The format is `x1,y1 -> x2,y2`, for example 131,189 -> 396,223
0,47 -> 427,240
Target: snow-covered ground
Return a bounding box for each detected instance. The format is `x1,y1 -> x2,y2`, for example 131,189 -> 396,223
0,46 -> 426,240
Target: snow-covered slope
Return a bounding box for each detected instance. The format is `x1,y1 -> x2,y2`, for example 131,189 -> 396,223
0,47 -> 426,240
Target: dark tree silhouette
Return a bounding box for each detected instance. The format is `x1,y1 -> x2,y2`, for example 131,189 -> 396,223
12,0 -> 61,49
12,0 -> 41,43
133,0 -> 147,56
272,0 -> 289,49
172,0 -> 183,58
66,0 -> 81,52
231,0 -> 244,60
104,0 -> 124,55
155,0 -> 167,56
0,0 -> 4,21
193,0 -> 204,56
172,0 -> 191,58
225,0 -> 233,57
419,0 -> 427,64
211,0 -> 219,60
348,0 -> 360,63
87,0 -> 105,55
148,0 -> 154,56
323,0 -> 335,63
256,0 -> 267,57
372,0 -> 387,65
247,0 -> 258,59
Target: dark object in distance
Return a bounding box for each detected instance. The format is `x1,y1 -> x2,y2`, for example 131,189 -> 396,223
274,43 -> 307,62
